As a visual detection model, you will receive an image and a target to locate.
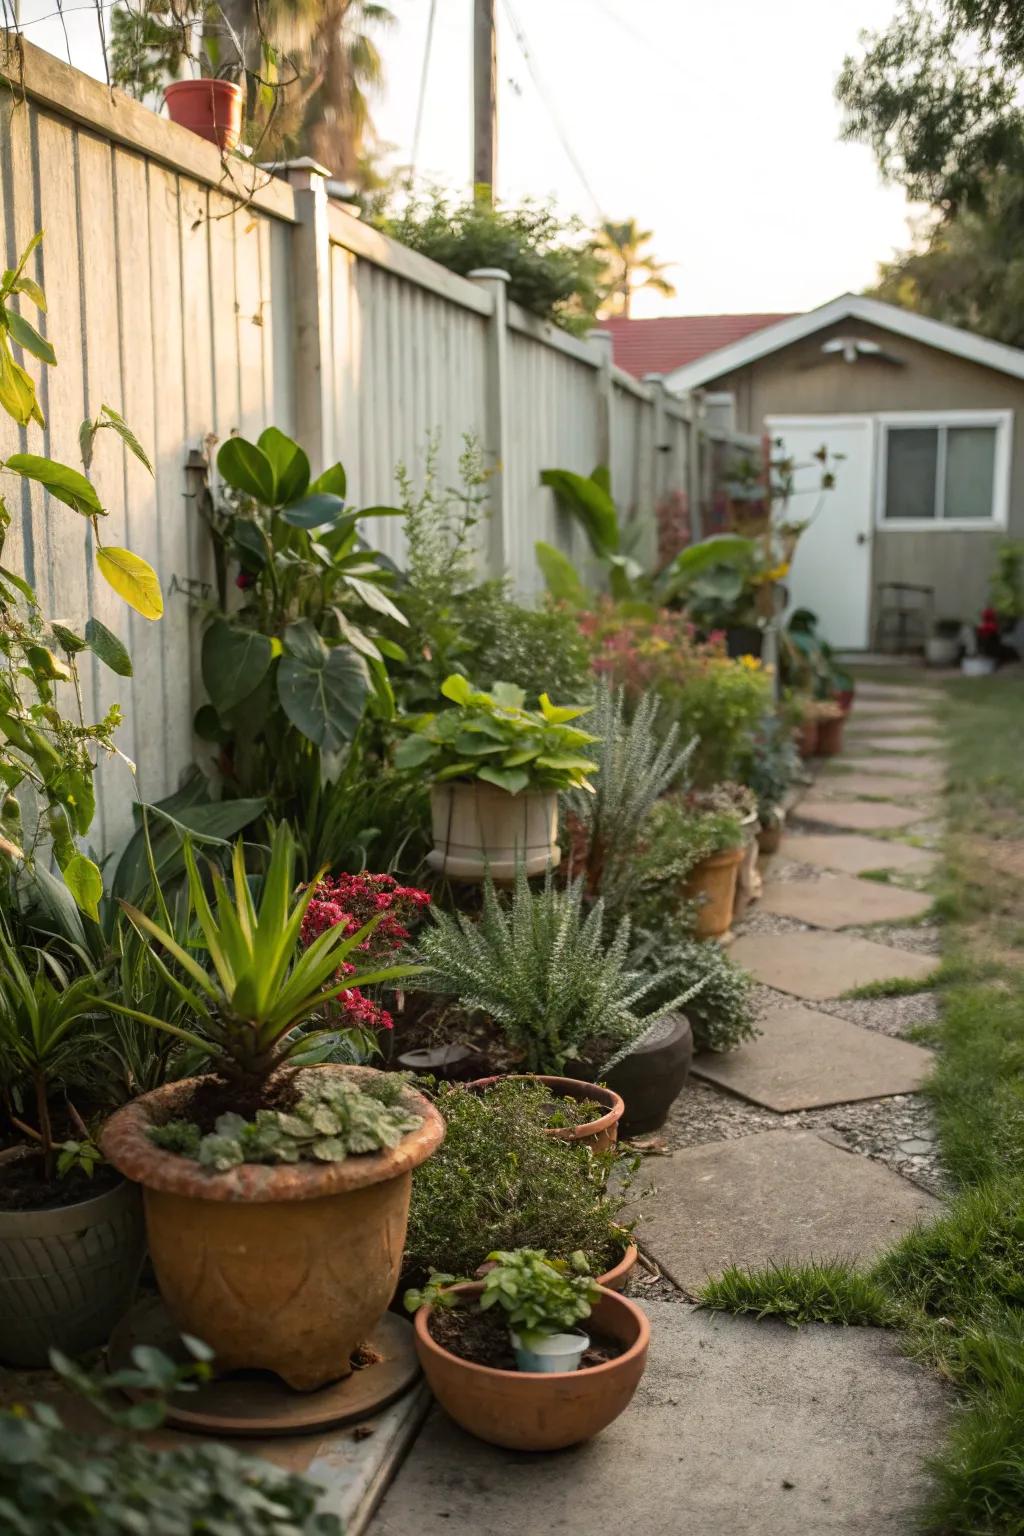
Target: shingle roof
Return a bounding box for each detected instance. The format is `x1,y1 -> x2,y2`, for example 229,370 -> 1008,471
601,313 -> 798,380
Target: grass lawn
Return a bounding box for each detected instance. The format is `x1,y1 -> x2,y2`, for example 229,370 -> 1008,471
700,671 -> 1024,1534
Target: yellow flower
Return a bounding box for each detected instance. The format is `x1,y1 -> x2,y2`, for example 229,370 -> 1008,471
738,653 -> 762,670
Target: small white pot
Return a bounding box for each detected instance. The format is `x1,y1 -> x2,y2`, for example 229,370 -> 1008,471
961,656 -> 996,677
427,781 -> 560,881
510,1329 -> 589,1374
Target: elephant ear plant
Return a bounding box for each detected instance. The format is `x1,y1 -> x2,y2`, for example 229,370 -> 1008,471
105,821 -> 421,1088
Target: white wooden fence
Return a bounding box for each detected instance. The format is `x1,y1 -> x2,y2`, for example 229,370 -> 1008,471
0,38 -> 756,852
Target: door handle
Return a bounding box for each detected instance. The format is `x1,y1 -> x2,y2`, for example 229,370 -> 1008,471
856,532 -> 869,545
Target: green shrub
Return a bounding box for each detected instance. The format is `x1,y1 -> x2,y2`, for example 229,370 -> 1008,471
461,584 -> 593,701
417,869 -> 700,1074
402,1079 -> 634,1282
630,932 -> 758,1052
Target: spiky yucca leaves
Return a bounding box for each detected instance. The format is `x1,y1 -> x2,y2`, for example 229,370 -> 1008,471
564,682 -> 695,907
417,866 -> 701,1075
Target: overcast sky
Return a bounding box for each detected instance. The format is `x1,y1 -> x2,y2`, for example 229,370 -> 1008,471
17,0 -> 918,315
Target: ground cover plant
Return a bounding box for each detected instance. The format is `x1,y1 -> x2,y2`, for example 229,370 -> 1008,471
700,672 -> 1024,1534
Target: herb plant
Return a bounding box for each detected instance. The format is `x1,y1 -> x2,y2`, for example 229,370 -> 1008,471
148,1073 -> 421,1172
629,929 -> 758,1053
395,675 -> 599,795
563,682 -> 695,905
477,1249 -> 601,1345
417,868 -> 697,1074
740,716 -> 800,826
105,823 -> 421,1085
402,1078 -> 634,1282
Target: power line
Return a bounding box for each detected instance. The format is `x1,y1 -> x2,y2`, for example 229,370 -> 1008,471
498,0 -> 604,218
410,0 -> 438,177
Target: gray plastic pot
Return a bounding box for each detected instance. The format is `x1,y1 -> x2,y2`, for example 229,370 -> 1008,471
0,1178 -> 145,1367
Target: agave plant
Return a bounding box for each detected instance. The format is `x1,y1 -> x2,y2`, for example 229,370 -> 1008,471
106,823 -> 421,1084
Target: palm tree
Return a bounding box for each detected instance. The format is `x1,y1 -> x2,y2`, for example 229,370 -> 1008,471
596,218 -> 677,318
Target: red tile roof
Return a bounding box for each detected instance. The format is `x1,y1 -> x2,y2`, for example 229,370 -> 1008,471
600,313 -> 798,380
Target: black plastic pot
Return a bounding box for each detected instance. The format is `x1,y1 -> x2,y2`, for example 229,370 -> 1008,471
725,626 -> 764,660
603,1013 -> 694,1137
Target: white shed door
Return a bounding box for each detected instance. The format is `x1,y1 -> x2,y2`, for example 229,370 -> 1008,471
767,417 -> 875,650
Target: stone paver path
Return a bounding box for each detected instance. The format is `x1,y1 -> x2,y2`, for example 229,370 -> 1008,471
375,1306 -> 947,1536
730,929 -> 938,999
759,873 -> 934,929
794,798 -> 925,831
638,1131 -> 937,1292
778,832 -> 937,876
693,1004 -> 933,1109
369,678 -> 950,1536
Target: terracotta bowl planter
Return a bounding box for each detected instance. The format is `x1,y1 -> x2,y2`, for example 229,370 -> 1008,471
163,80 -> 243,152
426,781 -> 560,881
414,1283 -> 649,1450
468,1074 -> 624,1152
603,1012 -> 693,1137
0,1179 -> 144,1368
815,713 -> 845,756
101,1066 -> 445,1392
683,844 -> 743,940
598,1242 -> 638,1292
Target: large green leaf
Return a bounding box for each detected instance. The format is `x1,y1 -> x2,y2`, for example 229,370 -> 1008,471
277,620 -> 369,752
217,436 -> 275,503
5,454 -> 103,515
85,616 -> 133,677
6,310 -> 56,366
540,467 -> 620,555
663,534 -> 756,587
112,780 -> 266,905
0,335 -> 42,427
311,462 -> 347,499
343,573 -> 407,624
279,492 -> 346,528
202,620 -> 274,713
63,852 -> 103,921
535,540 -> 587,605
257,427 -> 309,504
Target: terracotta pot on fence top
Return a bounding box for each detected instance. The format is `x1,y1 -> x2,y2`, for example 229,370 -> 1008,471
164,80 -> 244,153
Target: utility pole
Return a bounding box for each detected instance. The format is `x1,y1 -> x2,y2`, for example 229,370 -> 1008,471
473,0 -> 497,197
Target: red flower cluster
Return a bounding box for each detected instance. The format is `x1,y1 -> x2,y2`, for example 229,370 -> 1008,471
300,872 -> 431,1033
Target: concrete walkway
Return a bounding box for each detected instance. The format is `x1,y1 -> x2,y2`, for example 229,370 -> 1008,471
371,682 -> 950,1535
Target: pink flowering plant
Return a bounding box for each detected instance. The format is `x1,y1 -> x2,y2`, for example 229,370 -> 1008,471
300,872 -> 431,1041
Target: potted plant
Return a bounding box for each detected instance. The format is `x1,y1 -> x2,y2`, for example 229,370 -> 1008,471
741,717 -> 799,857
926,617 -> 963,667
690,782 -> 760,921
404,1250 -> 649,1450
0,928 -> 146,1368
395,676 -> 599,879
813,698 -> 846,756
417,868 -> 704,1138
401,1080 -> 638,1295
100,824 -> 445,1391
634,794 -> 744,941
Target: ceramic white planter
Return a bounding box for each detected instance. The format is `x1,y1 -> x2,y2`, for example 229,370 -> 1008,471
961,656 -> 996,677
511,1329 -> 589,1373
427,781 -> 560,880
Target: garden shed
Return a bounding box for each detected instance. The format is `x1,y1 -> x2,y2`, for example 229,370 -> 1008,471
655,296 -> 1024,649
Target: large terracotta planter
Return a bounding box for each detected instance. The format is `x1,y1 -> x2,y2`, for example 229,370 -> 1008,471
598,1242 -> 638,1292
163,80 -> 243,152
468,1074 -> 624,1152
603,1012 -> 693,1136
101,1066 -> 444,1391
795,717 -> 818,759
0,1179 -> 144,1367
683,844 -> 743,939
414,1283 -> 649,1450
426,781 -> 560,880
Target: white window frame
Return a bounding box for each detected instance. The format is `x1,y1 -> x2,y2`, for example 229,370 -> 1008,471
875,409 -> 1013,531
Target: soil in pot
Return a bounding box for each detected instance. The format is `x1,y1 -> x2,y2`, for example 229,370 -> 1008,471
603,1013 -> 693,1137
429,1304 -> 624,1372
0,1151 -> 122,1213
682,845 -> 743,940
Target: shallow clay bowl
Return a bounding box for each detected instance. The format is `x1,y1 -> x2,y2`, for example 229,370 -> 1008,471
414,1283 -> 650,1451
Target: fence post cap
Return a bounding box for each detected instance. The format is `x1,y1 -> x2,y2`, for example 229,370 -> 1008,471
467,268 -> 512,282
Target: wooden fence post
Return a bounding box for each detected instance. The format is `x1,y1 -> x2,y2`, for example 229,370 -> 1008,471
283,159 -> 334,472
469,267 -> 510,577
